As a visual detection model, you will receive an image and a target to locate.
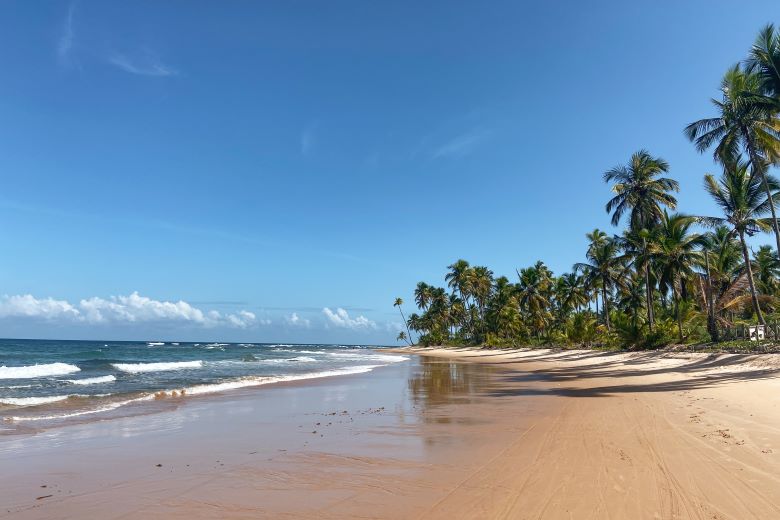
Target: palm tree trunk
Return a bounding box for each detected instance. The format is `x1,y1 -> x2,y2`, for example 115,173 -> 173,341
745,133 -> 780,257
739,230 -> 766,326
673,289 -> 683,342
644,262 -> 654,331
602,284 -> 611,331
704,251 -> 718,342
397,308 -> 414,345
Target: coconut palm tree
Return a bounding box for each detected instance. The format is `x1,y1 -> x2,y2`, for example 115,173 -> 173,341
557,272 -> 589,315
445,259 -> 474,332
394,297 -> 414,344
604,150 -> 679,330
753,245 -> 780,295
575,237 -> 624,331
686,65 -> 780,254
747,24 -> 780,111
414,282 -> 433,311
651,212 -> 704,341
701,161 -> 780,326
516,263 -> 553,338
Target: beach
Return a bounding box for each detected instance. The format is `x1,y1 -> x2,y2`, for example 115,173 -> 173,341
2,347 -> 780,519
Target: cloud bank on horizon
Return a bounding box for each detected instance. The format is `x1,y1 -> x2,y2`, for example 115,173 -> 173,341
0,293 -> 395,341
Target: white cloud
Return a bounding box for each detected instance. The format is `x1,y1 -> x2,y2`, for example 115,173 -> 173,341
432,128 -> 490,159
0,294 -> 80,320
57,2 -> 76,66
0,292 -> 258,329
322,307 -> 376,330
108,52 -> 178,77
286,312 -> 310,328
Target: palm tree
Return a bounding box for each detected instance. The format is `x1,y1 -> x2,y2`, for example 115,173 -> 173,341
414,282 -> 433,311
575,237 -> 624,331
685,65 -> 780,255
701,161 -> 780,326
651,212 -> 704,341
604,150 -> 679,330
747,24 -> 780,110
471,265 -> 494,338
753,245 -> 780,295
394,297 -> 414,344
557,272 -> 589,315
516,263 -> 552,338
445,259 -> 474,332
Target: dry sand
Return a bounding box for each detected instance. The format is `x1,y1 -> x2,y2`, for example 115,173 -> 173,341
2,347 -> 780,519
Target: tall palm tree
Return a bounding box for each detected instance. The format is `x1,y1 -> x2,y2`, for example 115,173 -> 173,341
414,282 -> 433,311
575,238 -> 624,331
747,24 -> 780,108
604,150 -> 679,330
394,297 -> 414,345
516,263 -> 552,338
445,259 -> 474,332
557,272 -> 589,315
701,161 -> 780,326
685,65 -> 780,255
651,212 -> 704,341
470,265 -> 494,338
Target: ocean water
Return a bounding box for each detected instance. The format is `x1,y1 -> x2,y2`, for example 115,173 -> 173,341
0,338 -> 407,432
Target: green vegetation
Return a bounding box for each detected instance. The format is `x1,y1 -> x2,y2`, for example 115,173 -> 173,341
396,24 -> 780,350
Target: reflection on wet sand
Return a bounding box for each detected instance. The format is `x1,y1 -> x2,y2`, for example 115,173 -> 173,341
408,357 -> 496,422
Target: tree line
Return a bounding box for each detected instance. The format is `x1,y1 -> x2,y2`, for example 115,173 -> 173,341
395,24 -> 780,349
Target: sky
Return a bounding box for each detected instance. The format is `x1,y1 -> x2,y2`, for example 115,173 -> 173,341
0,1 -> 777,344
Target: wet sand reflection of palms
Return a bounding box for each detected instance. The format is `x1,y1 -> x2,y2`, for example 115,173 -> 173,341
408,357 -> 495,410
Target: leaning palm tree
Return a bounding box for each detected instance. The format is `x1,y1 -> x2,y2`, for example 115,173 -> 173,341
701,161 -> 780,326
651,212 -> 704,341
685,65 -> 780,254
394,297 -> 414,344
604,150 -> 679,330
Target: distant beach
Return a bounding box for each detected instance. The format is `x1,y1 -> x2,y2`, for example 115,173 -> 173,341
3,346 -> 780,518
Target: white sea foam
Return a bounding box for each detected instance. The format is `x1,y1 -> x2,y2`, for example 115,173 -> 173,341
66,375 -> 117,386
0,395 -> 70,407
180,364 -> 382,396
327,352 -> 408,363
7,364 -> 386,422
111,361 -> 203,373
0,363 -> 81,380
147,342 -> 165,346
9,394 -> 155,422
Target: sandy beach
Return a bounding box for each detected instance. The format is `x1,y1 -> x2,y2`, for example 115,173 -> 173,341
3,347 -> 780,519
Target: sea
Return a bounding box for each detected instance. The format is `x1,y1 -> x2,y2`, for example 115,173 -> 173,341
0,338 -> 407,433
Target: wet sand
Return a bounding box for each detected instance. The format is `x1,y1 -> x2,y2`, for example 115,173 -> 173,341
2,348 -> 780,519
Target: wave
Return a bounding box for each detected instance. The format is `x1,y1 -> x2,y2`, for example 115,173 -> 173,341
327,352 -> 408,363
7,364 -> 385,422
0,362 -> 81,380
147,342 -> 165,346
173,364 -> 382,397
66,375 -> 117,386
111,361 -> 203,373
9,394 -> 154,422
0,395 -> 70,407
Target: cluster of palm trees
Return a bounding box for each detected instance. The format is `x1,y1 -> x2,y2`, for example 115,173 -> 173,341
395,24 -> 780,348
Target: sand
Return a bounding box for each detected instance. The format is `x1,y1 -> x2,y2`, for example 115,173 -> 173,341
2,347 -> 780,519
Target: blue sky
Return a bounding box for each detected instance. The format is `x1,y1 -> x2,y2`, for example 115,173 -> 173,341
0,1 -> 777,344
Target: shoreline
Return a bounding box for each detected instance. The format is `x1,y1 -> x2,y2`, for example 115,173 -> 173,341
0,348 -> 408,436
3,348 -> 780,518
